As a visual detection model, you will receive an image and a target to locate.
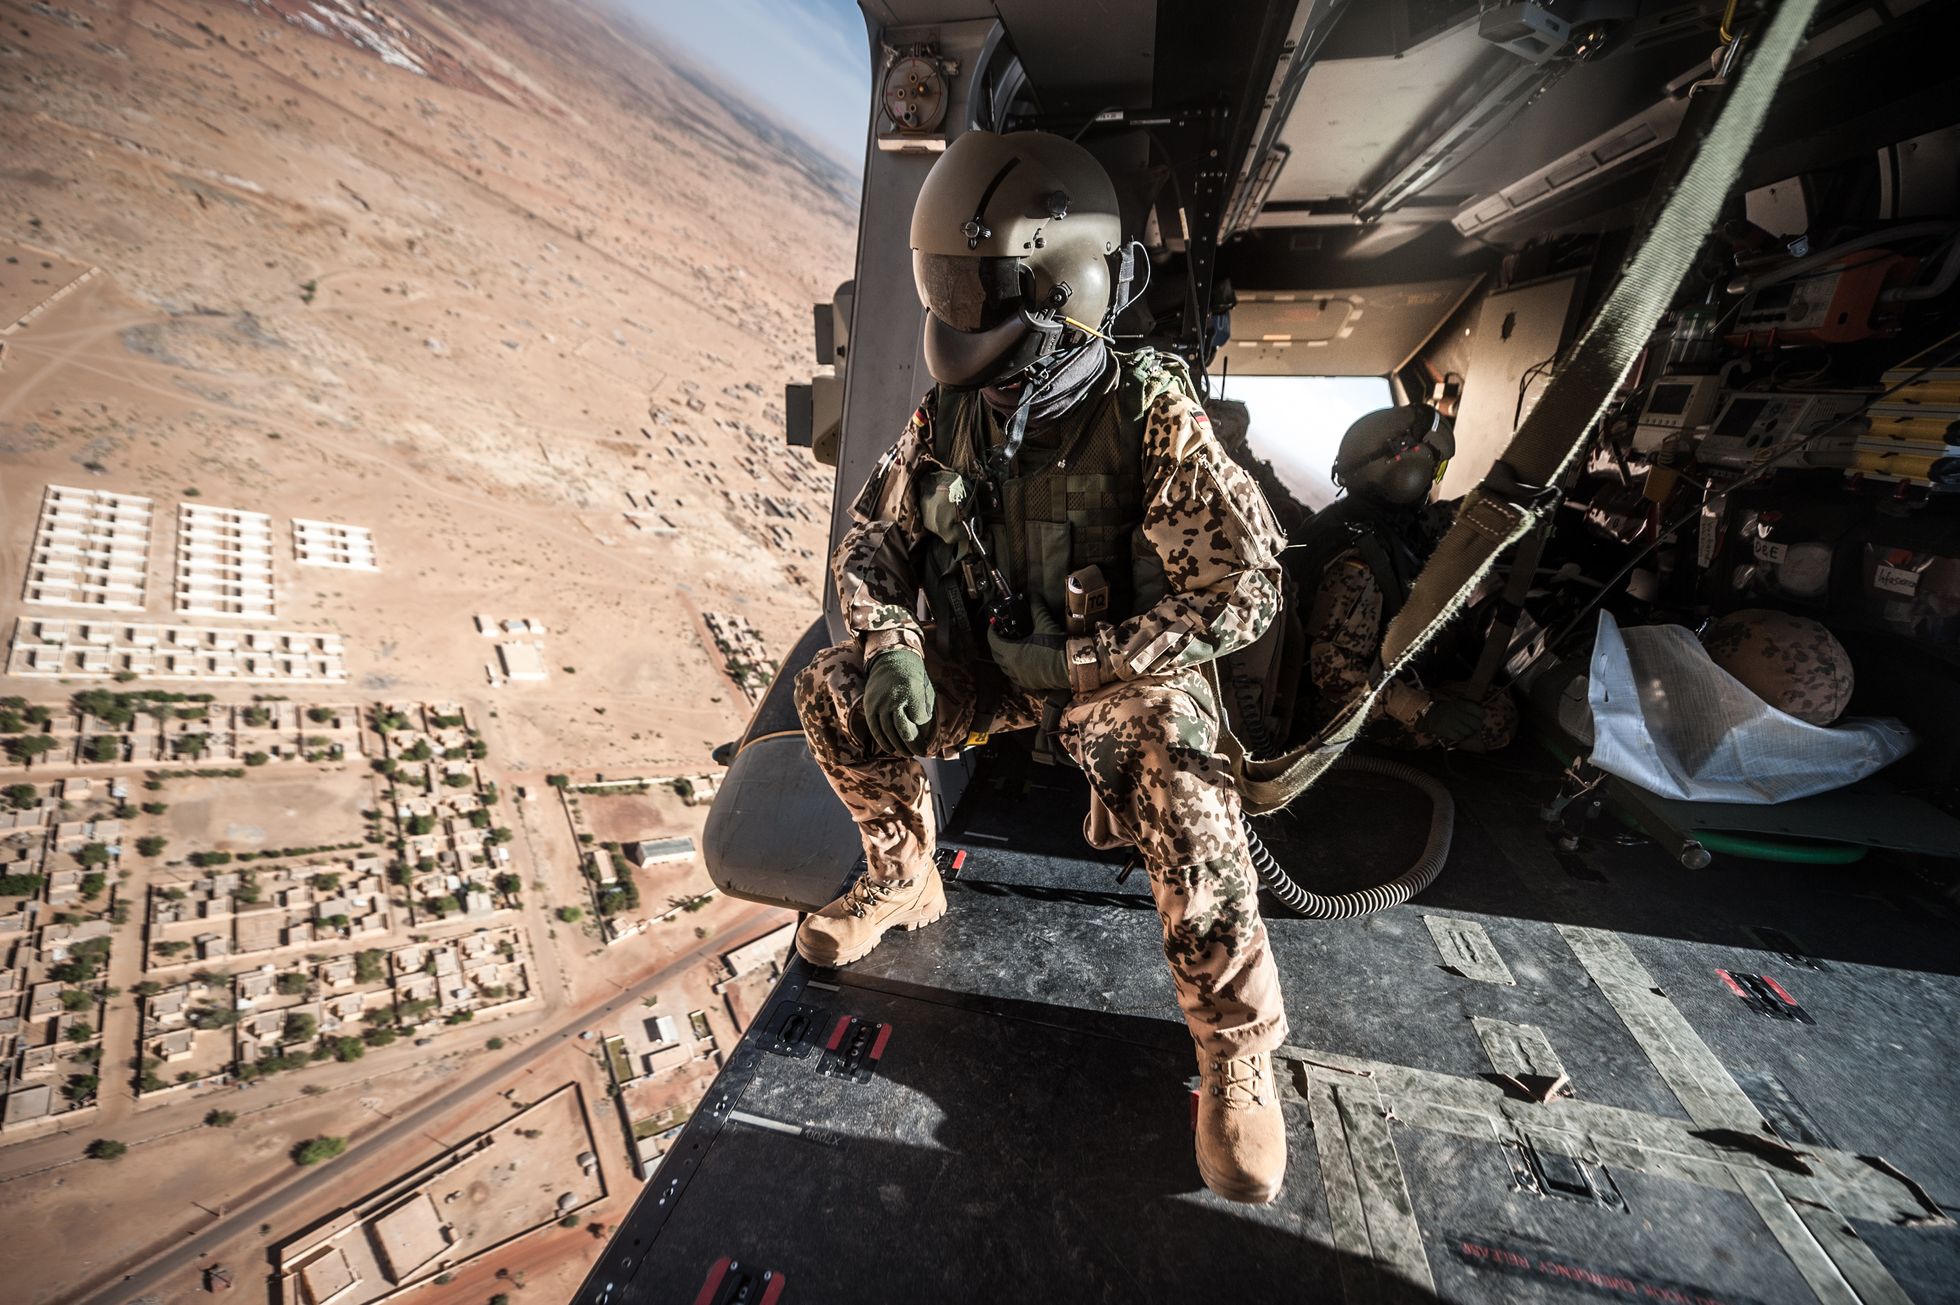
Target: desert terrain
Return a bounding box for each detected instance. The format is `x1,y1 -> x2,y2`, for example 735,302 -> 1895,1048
0,0 -> 855,1299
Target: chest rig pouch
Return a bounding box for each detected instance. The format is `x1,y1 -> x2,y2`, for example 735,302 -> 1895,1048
920,352 -> 1196,670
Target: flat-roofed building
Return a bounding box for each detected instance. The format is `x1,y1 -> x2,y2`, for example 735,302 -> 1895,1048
292,519 -> 378,572
23,485 -> 154,611
495,642 -> 547,682
295,1245 -> 361,1305
367,1191 -> 450,1282
624,836 -> 695,869
2,1082 -> 53,1125
175,503 -> 277,619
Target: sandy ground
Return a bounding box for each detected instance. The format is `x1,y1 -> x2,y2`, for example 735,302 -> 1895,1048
1,0 -> 847,1297
0,0 -> 852,773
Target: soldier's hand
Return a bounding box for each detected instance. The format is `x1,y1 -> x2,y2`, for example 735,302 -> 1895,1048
1420,692 -> 1486,748
988,599 -> 1070,694
862,648 -> 936,756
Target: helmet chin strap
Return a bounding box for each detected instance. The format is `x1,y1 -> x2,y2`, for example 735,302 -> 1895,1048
986,314 -> 1075,478
986,241 -> 1136,477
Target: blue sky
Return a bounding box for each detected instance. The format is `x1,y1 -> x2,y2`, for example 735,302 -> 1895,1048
621,0 -> 872,171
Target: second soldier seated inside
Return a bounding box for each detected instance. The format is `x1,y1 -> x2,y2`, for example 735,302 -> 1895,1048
792,129 -> 1294,1205
1288,404 -> 1519,753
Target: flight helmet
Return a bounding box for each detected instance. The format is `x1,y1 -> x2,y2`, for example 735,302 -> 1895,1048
910,130 -> 1123,388
1333,404 -> 1456,506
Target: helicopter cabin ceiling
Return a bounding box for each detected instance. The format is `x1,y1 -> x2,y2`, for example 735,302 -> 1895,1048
1223,275 -> 1480,376
1262,17 -> 1496,211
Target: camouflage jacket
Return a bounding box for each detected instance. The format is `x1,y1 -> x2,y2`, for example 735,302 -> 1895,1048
833,385 -> 1286,694
1304,549 -> 1432,735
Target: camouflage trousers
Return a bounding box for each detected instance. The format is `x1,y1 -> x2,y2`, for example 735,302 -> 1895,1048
795,640 -> 1288,1059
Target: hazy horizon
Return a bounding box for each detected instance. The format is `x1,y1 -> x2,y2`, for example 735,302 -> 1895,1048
614,0 -> 871,174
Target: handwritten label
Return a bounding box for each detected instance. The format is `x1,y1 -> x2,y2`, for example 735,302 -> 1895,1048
1752,538 -> 1787,564
1873,563 -> 1921,597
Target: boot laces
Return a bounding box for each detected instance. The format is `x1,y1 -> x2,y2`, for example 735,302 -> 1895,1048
1206,1053 -> 1270,1108
843,875 -> 906,919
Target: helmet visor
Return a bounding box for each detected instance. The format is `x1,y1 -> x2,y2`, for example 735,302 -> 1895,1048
914,253 -> 1028,332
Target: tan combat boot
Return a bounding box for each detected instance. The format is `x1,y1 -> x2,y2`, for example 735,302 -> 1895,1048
1195,1048 -> 1287,1204
794,867 -> 947,966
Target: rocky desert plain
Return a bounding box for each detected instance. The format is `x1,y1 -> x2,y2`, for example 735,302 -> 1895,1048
0,0 -> 855,1299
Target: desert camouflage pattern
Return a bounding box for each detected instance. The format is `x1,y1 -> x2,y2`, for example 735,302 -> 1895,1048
834,385 -> 1286,686
797,644 -> 1286,1058
1704,607 -> 1854,726
1306,551 -> 1517,751
1059,670 -> 1286,1057
795,640 -> 1046,887
803,380 -> 1290,1059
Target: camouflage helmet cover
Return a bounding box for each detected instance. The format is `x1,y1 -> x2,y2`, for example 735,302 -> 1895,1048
1704,608 -> 1855,726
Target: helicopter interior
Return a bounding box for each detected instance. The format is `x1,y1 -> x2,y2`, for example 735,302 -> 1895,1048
580,2 -> 1960,1301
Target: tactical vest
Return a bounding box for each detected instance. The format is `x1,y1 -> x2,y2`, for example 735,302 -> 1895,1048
1282,495 -> 1421,624
930,350 -> 1193,632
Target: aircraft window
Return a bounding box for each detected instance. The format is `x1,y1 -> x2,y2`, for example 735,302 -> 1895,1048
1222,374 -> 1394,511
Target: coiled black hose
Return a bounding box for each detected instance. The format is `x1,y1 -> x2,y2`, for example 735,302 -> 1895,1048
1244,755 -> 1455,919
1230,666 -> 1455,918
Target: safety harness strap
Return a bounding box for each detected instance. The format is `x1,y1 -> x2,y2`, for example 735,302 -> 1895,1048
1227,0 -> 1821,816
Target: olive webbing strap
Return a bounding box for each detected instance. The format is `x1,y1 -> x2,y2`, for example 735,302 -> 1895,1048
1229,0 -> 1821,817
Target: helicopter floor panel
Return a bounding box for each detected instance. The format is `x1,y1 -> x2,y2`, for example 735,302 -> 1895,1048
579,748 -> 1960,1304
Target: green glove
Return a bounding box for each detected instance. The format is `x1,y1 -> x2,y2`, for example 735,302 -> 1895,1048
988,599 -> 1070,694
1420,692 -> 1486,747
862,648 -> 935,756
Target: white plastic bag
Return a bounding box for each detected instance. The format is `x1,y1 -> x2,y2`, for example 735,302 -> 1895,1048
1584,611 -> 1915,804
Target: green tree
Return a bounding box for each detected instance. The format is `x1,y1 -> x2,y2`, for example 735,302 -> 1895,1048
285,1012 -> 318,1043
243,751 -> 270,767
136,835 -> 168,857
333,1036 -> 365,1062
556,905 -> 582,923
190,1002 -> 242,1030
4,782 -> 37,810
84,735 -> 121,763
171,733 -> 210,759
85,1138 -> 126,1160
205,1109 -> 237,1127
276,972 -> 308,995
66,1021 -> 94,1042
292,1136 -> 347,1165
62,988 -> 93,1011
76,842 -> 110,868
7,735 -> 59,766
